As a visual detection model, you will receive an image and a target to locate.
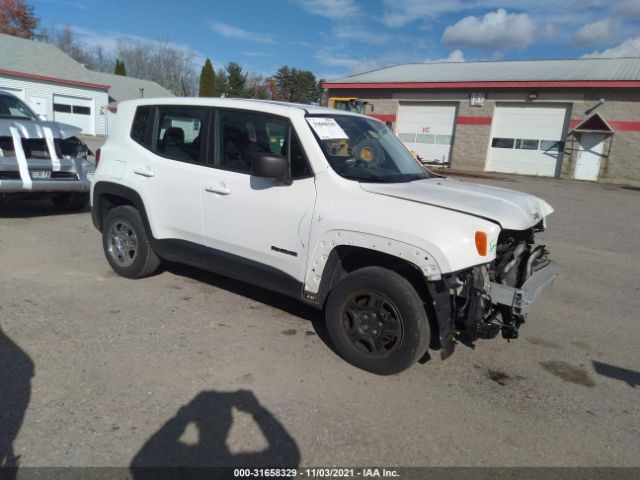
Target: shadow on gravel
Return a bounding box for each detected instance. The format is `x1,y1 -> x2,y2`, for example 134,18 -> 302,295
165,263 -> 335,354
0,326 -> 34,480
130,390 -> 300,478
593,360 -> 640,388
0,198 -> 89,218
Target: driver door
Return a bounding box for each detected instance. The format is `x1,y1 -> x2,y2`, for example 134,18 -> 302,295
201,109 -> 316,288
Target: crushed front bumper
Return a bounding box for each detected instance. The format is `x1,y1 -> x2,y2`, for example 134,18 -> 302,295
489,261 -> 558,316
0,124 -> 94,194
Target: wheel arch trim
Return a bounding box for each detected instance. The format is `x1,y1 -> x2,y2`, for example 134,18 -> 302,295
91,181 -> 153,238
304,230 -> 442,298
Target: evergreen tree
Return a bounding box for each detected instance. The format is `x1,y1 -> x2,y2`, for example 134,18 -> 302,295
273,66 -> 323,104
215,68 -> 228,97
225,62 -> 248,98
114,59 -> 126,76
199,58 -> 216,97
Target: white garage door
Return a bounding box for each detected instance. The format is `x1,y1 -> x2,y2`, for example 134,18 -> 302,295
0,86 -> 25,100
486,104 -> 570,177
396,103 -> 457,164
53,95 -> 94,135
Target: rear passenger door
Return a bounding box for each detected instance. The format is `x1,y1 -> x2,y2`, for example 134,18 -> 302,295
200,109 -> 316,287
129,105 -> 209,244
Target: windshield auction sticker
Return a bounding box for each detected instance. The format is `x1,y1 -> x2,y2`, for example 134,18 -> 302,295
306,117 -> 349,140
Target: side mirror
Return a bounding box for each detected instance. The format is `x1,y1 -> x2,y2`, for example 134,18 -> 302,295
251,153 -> 289,182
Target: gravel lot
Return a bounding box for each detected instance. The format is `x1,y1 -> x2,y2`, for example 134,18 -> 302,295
1,173 -> 639,468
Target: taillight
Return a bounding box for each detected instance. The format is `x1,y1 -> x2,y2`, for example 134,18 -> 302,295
95,148 -> 101,166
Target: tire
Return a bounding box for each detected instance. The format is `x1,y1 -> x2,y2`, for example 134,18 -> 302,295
325,266 -> 430,375
51,192 -> 89,211
102,205 -> 161,279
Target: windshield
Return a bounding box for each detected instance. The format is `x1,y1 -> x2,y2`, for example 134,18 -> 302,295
0,94 -> 37,119
307,114 -> 431,183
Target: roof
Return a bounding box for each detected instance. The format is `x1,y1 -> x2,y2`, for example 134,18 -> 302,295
118,97 -> 364,118
325,57 -> 640,89
0,33 -> 109,90
89,71 -> 174,102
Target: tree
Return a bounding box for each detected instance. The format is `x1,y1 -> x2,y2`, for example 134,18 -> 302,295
115,39 -> 197,96
214,68 -> 227,97
225,62 -> 248,98
51,24 -> 98,68
0,0 -> 38,38
246,73 -> 270,100
114,59 -> 126,76
272,66 -> 324,104
199,58 -> 216,97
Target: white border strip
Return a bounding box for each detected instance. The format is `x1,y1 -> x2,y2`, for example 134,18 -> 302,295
43,126 -> 61,171
10,126 -> 32,190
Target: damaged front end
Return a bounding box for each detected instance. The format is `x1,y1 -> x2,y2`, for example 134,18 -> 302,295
0,119 -> 94,195
428,223 -> 557,359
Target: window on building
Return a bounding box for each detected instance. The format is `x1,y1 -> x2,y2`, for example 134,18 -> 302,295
53,103 -> 72,113
491,137 -> 515,148
540,140 -> 565,152
72,106 -> 91,115
515,139 -> 539,150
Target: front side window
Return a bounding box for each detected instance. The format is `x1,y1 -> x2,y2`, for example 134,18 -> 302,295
308,115 -> 430,183
0,95 -> 36,119
153,106 -> 207,163
218,110 -> 311,178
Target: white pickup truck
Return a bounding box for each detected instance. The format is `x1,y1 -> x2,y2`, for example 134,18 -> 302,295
91,98 -> 557,374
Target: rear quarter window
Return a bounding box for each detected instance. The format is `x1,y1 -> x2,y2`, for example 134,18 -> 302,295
130,106 -> 152,146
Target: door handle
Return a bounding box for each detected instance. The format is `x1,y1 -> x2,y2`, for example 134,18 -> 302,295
205,183 -> 232,195
133,167 -> 155,178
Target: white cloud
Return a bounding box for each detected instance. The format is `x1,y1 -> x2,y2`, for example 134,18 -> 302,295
381,0 -> 465,27
613,0 -> 640,18
242,52 -> 274,57
38,0 -> 89,10
314,52 -> 378,75
425,49 -> 465,63
442,9 -> 536,51
331,25 -> 391,45
208,21 -> 275,44
541,22 -> 556,40
49,24 -> 207,66
381,0 -> 601,34
582,35 -> 640,57
291,0 -> 360,19
572,19 -> 616,46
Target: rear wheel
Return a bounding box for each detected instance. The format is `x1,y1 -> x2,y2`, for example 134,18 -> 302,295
51,192 -> 89,211
103,205 -> 161,278
325,266 -> 430,375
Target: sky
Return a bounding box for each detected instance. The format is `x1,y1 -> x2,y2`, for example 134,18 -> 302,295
32,0 -> 640,80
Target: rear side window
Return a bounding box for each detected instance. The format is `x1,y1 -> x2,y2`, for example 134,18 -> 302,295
131,106 -> 152,146
152,106 -> 208,164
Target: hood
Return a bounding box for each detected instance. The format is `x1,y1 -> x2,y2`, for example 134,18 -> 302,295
360,177 -> 554,230
0,118 -> 82,139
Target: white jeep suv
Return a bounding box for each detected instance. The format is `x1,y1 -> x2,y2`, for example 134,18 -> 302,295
91,98 -> 557,374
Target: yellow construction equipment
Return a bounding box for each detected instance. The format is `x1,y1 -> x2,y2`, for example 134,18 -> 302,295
329,97 -> 371,114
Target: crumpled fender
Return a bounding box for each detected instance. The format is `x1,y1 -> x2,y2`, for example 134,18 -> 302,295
304,229 -> 442,295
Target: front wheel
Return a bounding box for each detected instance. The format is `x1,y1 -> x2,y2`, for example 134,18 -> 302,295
325,266 -> 430,375
102,205 -> 161,278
